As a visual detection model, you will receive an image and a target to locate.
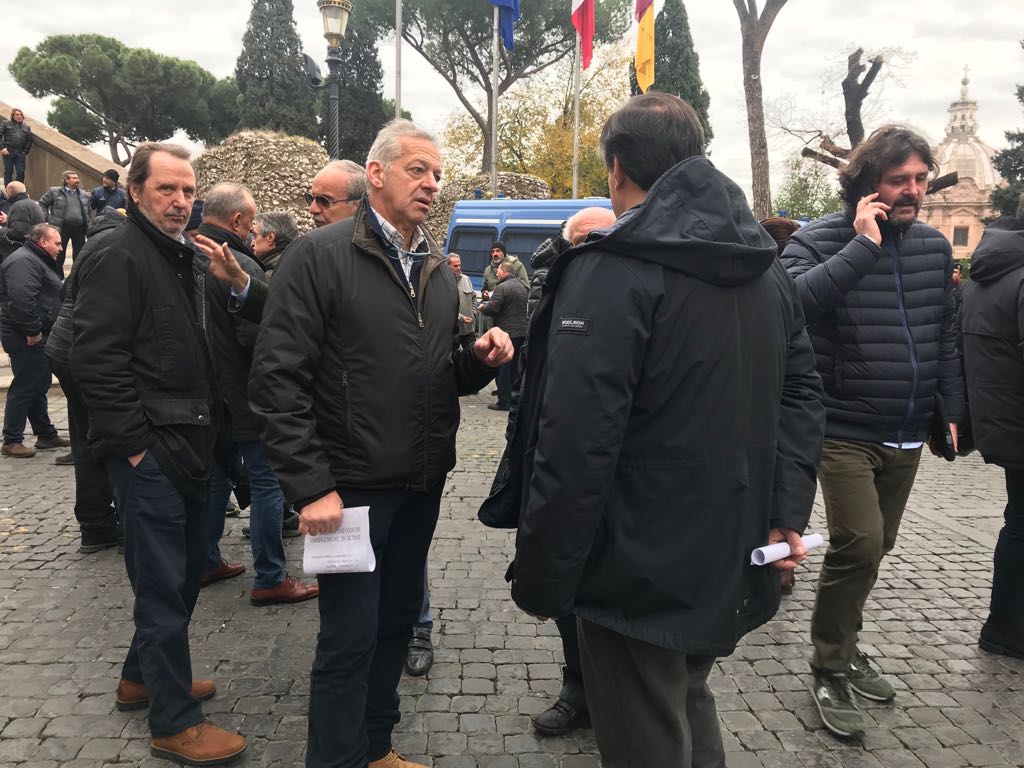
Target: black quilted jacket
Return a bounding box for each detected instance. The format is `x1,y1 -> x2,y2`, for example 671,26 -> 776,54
781,212 -> 963,443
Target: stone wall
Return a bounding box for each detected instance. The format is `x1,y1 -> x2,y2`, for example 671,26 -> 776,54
194,131 -> 329,232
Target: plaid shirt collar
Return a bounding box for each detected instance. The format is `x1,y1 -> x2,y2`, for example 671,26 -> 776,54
370,204 -> 427,254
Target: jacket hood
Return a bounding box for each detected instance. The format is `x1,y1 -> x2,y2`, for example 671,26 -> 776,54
970,217 -> 1024,284
594,156 -> 777,286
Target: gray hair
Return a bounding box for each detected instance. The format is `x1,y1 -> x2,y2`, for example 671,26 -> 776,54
254,211 -> 299,250
203,182 -> 255,222
447,253 -> 461,263
62,169 -> 78,183
1017,191 -> 1024,220
336,160 -> 369,199
366,119 -> 436,171
26,223 -> 59,244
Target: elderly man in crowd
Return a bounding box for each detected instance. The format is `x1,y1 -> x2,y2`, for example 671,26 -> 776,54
0,223 -> 69,459
307,159 -> 369,228
0,181 -> 44,259
71,142 -> 246,766
250,119 -> 512,768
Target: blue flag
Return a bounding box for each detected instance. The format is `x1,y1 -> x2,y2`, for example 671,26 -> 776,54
488,0 -> 521,51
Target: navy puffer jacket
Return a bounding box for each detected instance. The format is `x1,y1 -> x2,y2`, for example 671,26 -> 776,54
781,212 -> 963,443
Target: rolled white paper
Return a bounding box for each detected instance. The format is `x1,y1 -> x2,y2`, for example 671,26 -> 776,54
750,533 -> 824,566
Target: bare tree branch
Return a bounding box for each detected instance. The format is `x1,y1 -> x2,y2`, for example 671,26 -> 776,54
927,171 -> 959,196
800,147 -> 845,170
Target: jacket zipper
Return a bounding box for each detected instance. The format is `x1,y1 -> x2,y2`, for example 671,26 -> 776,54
889,231 -> 919,443
341,369 -> 354,441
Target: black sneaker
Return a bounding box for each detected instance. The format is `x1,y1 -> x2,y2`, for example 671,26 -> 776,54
243,511 -> 302,539
810,670 -> 867,738
79,527 -> 119,554
54,452 -> 75,466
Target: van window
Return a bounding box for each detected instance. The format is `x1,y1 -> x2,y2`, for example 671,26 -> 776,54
503,228 -> 559,273
448,226 -> 498,279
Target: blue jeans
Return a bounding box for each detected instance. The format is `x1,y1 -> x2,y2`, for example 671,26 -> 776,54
109,452 -> 206,737
239,440 -> 286,589
415,564 -> 432,630
3,152 -> 26,187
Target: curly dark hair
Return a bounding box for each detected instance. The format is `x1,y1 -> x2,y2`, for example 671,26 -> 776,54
838,126 -> 936,209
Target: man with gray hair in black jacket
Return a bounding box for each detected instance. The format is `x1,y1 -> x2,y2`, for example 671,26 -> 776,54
782,125 -> 964,738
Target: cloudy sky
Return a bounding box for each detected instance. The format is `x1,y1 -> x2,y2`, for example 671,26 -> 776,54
1,0 -> 1020,197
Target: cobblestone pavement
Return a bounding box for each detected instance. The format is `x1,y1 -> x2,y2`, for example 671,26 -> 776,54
0,391 -> 1022,768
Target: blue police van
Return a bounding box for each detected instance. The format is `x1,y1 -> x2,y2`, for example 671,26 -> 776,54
443,198 -> 613,291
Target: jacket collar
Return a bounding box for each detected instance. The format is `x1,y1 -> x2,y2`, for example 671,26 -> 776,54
125,197 -> 196,263
9,192 -> 28,204
196,222 -> 256,261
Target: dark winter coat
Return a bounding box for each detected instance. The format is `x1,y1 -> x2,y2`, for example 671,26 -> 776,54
480,273 -> 528,338
781,212 -> 964,443
196,222 -> 266,443
0,193 -> 44,258
40,185 -> 89,231
481,157 -> 825,656
71,200 -> 218,501
249,202 -> 498,509
0,240 -> 62,337
45,210 -> 125,368
961,216 -> 1024,470
0,121 -> 33,155
527,235 -> 570,318
89,184 -> 127,215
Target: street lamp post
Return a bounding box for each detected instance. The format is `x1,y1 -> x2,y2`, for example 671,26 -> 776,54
317,0 -> 353,160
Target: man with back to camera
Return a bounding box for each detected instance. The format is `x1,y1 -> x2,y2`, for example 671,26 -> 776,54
492,92 -> 825,767
781,125 -> 963,737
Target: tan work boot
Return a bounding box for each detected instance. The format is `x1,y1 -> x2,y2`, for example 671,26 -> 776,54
369,749 -> 428,768
1,442 -> 35,458
116,678 -> 217,711
150,722 -> 246,766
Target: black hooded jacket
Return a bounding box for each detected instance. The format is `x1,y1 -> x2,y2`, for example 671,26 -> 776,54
487,157 -> 825,655
961,217 -> 1024,469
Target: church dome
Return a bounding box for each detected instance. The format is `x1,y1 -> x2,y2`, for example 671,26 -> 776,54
933,73 -> 1001,190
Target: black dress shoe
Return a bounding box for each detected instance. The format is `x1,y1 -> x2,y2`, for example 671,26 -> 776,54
79,527 -> 119,554
488,403 -> 510,411
405,627 -> 434,676
54,451 -> 75,466
980,617 -> 1024,660
531,698 -> 590,736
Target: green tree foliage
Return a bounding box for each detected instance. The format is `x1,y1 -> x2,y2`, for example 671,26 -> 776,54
991,41 -> 1024,218
361,0 -> 630,171
235,0 -> 319,139
772,156 -> 841,220
9,34 -> 239,164
628,0 -> 712,146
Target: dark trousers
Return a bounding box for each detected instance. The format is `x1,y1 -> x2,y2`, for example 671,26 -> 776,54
51,361 -> 116,534
1,333 -> 57,445
58,222 -> 86,273
108,452 -> 206,737
810,439 -> 921,670
495,336 -> 524,408
3,152 -> 26,187
578,619 -> 725,768
204,459 -> 233,572
307,483 -> 443,768
990,470 -> 1024,626
555,614 -> 586,710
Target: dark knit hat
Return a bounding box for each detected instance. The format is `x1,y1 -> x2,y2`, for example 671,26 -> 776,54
187,200 -> 204,232
103,168 -> 120,183
490,240 -> 507,256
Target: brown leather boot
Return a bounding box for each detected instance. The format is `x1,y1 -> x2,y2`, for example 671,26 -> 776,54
150,722 -> 246,766
368,749 -> 428,768
116,678 -> 217,711
1,442 -> 35,458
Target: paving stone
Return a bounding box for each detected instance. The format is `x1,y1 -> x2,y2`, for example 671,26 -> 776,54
0,393 -> 1018,768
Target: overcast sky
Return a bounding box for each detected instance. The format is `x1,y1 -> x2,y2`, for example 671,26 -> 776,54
2,0 -> 1020,197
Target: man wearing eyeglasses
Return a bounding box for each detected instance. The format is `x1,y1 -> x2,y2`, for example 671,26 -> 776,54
307,160 -> 368,228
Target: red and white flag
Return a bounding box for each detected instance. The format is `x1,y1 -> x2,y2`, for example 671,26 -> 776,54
571,0 -> 594,69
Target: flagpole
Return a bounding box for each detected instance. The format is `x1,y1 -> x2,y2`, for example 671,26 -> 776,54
395,0 -> 402,119
572,31 -> 582,199
491,5 -> 499,198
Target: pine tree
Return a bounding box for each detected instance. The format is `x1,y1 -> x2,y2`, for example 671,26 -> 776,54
991,40 -> 1024,217
235,0 -> 319,139
331,20 -> 392,163
629,0 -> 713,145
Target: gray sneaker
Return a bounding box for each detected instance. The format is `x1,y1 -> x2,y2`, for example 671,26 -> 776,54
848,651 -> 895,702
811,670 -> 867,738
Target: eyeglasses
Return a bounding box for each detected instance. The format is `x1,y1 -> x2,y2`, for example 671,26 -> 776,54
304,192 -> 360,208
